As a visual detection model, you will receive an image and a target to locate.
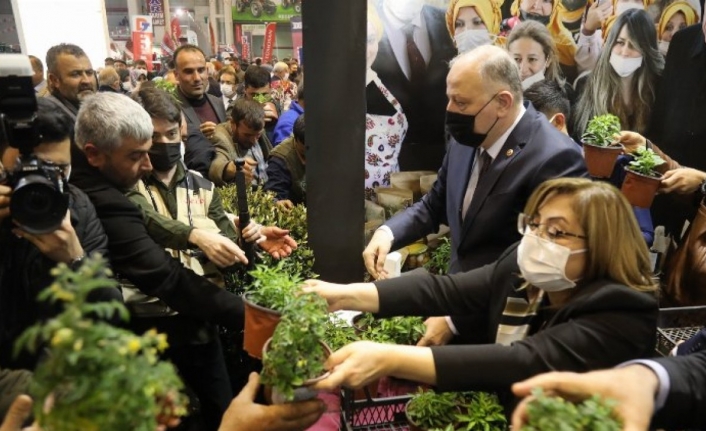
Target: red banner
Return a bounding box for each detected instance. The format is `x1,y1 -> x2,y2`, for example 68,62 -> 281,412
132,32 -> 154,71
262,22 -> 277,63
290,16 -> 302,62
242,32 -> 251,61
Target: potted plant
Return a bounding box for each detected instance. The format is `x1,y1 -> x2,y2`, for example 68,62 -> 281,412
581,114 -> 623,178
353,313 -> 426,345
405,389 -> 507,431
242,261 -> 303,358
15,256 -> 188,431
406,389 -> 461,431
425,237 -> 451,275
521,388 -> 621,430
261,292 -> 332,403
621,146 -> 666,208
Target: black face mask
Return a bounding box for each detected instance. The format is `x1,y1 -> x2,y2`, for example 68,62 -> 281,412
445,93 -> 499,148
149,142 -> 182,171
520,9 -> 551,26
561,0 -> 587,12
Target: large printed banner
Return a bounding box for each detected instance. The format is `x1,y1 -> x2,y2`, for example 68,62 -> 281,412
262,22 -> 277,63
146,0 -> 165,26
232,0 -> 301,23
241,32 -> 251,60
132,15 -> 153,71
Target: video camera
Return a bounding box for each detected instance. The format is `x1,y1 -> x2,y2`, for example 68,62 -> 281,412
0,54 -> 68,234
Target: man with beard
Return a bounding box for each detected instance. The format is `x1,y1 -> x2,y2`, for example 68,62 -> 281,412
44,44 -> 97,119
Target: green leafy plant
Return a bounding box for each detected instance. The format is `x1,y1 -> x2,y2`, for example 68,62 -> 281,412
14,256 -> 187,431
261,293 -> 331,401
152,79 -> 180,103
627,147 -> 666,176
425,237 -> 451,275
581,114 -> 621,147
245,261 -> 302,311
408,390 -> 507,431
218,186 -> 316,288
323,315 -> 359,351
355,313 -> 426,345
252,93 -> 273,104
521,388 -> 621,431
407,389 -> 462,429
455,392 -> 507,431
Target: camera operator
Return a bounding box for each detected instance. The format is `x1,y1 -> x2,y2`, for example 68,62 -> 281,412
0,98 -> 120,372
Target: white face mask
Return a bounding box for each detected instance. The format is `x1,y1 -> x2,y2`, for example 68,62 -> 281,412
224,60 -> 232,65
615,2 -> 642,15
284,73 -> 290,81
517,231 -> 586,292
521,68 -> 546,90
658,40 -> 670,56
385,0 -> 424,25
122,81 -> 133,92
454,29 -> 492,53
609,52 -> 643,77
220,83 -> 235,97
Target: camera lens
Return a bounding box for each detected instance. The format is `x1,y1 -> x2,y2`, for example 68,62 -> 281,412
11,174 -> 68,234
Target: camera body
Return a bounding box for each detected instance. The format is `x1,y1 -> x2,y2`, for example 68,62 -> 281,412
0,54 -> 68,234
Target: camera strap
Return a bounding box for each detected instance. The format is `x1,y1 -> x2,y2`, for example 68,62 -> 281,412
142,171 -> 194,228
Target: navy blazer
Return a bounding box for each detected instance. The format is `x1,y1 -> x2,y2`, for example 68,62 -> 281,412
375,245 -> 658,394
652,350 -> 706,429
177,91 -> 227,177
386,102 -> 588,274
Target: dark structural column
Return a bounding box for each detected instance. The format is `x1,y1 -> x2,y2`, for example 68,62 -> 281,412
303,0 -> 366,282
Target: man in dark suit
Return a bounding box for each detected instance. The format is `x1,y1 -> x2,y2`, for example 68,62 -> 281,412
511,350 -> 706,431
371,0 -> 457,170
173,45 -> 227,177
647,21 -> 706,239
364,45 -> 588,344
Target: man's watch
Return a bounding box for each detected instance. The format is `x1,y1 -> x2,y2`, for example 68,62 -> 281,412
69,254 -> 86,271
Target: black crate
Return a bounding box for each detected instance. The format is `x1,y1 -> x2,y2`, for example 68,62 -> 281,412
340,388 -> 411,431
655,306 -> 706,356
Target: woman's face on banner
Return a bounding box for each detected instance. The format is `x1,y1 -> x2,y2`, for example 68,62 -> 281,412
367,22 -> 380,70
454,6 -> 488,35
521,0 -> 553,17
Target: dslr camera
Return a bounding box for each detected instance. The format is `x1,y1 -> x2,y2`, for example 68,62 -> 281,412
0,54 -> 68,234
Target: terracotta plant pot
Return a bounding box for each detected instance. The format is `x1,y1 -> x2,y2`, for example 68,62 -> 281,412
243,294 -> 281,359
583,143 -> 623,178
621,168 -> 662,208
262,338 -> 332,404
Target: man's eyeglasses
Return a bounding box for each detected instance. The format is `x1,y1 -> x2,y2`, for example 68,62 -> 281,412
517,213 -> 587,242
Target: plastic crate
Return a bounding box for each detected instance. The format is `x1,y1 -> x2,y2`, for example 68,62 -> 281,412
655,306 -> 706,356
340,388 -> 411,431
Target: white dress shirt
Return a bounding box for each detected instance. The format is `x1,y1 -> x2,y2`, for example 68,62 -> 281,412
380,7 -> 432,81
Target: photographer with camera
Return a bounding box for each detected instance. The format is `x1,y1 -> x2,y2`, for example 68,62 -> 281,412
0,96 -> 120,373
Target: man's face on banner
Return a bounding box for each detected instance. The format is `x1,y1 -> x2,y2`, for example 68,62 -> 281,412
384,0 -> 425,24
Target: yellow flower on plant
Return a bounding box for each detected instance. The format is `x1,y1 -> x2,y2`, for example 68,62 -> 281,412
73,338 -> 84,351
50,328 -> 74,346
156,333 -> 169,352
127,338 -> 141,354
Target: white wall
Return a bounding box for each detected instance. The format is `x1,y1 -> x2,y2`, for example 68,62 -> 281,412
12,0 -> 110,69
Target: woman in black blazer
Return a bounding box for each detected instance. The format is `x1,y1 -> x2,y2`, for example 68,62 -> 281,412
306,177 -> 658,395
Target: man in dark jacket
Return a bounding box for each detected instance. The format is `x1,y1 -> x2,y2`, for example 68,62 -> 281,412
43,43 -> 97,120
265,114 -> 306,207
0,99 -> 118,372
173,44 -> 227,177
70,92 -> 244,431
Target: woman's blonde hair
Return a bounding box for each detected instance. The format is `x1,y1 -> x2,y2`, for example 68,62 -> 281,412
506,20 -> 566,87
523,178 -> 656,292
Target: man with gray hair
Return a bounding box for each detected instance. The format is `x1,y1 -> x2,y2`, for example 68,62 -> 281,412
44,43 -> 97,119
363,45 -> 588,345
70,92 -> 243,430
97,67 -> 121,93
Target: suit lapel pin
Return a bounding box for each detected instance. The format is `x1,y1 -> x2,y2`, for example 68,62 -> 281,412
506,149 -> 514,157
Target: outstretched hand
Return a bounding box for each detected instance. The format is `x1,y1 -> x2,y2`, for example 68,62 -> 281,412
259,226 -> 297,259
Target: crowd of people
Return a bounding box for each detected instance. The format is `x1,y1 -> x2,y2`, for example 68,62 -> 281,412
2,0 -> 706,429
